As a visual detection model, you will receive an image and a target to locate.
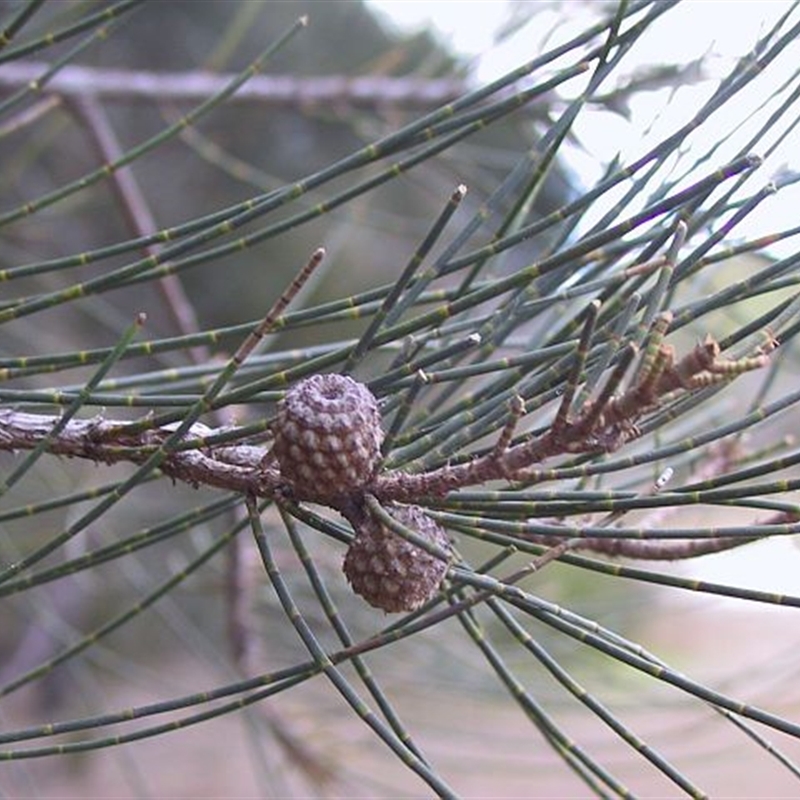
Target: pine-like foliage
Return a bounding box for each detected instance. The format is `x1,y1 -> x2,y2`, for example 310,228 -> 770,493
1,1 -> 799,797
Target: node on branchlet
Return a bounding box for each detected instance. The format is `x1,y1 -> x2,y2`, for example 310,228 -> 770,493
271,373 -> 384,504
343,502 -> 452,613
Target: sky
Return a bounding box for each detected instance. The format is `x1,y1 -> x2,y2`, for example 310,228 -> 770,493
368,1 -> 800,597
369,1 -> 800,258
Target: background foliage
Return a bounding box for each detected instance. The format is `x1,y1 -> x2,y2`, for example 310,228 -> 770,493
1,0 -> 799,797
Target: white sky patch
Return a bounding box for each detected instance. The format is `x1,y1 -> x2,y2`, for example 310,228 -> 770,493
368,1 -> 788,75
368,0 -> 502,56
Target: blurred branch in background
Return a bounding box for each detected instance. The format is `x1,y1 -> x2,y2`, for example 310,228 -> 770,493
1,1 -> 800,798
0,59 -> 471,110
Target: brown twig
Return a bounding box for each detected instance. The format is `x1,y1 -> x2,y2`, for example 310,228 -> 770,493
0,410 -> 275,494
374,328 -> 772,501
519,507 -> 800,562
517,529 -> 762,561
0,328 -> 771,511
513,440 -> 798,562
0,209 -> 777,574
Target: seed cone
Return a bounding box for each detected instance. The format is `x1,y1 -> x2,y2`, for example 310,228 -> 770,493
343,503 -> 451,613
272,373 -> 383,503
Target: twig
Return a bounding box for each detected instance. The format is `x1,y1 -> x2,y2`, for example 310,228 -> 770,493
0,410 -> 272,494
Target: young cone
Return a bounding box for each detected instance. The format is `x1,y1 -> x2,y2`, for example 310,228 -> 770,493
343,502 -> 452,613
272,373 -> 384,504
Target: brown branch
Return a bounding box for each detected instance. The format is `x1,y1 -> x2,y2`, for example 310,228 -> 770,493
0,94 -> 61,136
0,409 -> 277,497
518,530 -> 761,561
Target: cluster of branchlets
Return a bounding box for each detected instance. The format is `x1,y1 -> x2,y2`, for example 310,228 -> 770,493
266,325 -> 775,611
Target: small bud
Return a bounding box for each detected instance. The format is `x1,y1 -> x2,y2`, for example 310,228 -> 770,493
343,503 -> 451,613
272,374 -> 383,503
